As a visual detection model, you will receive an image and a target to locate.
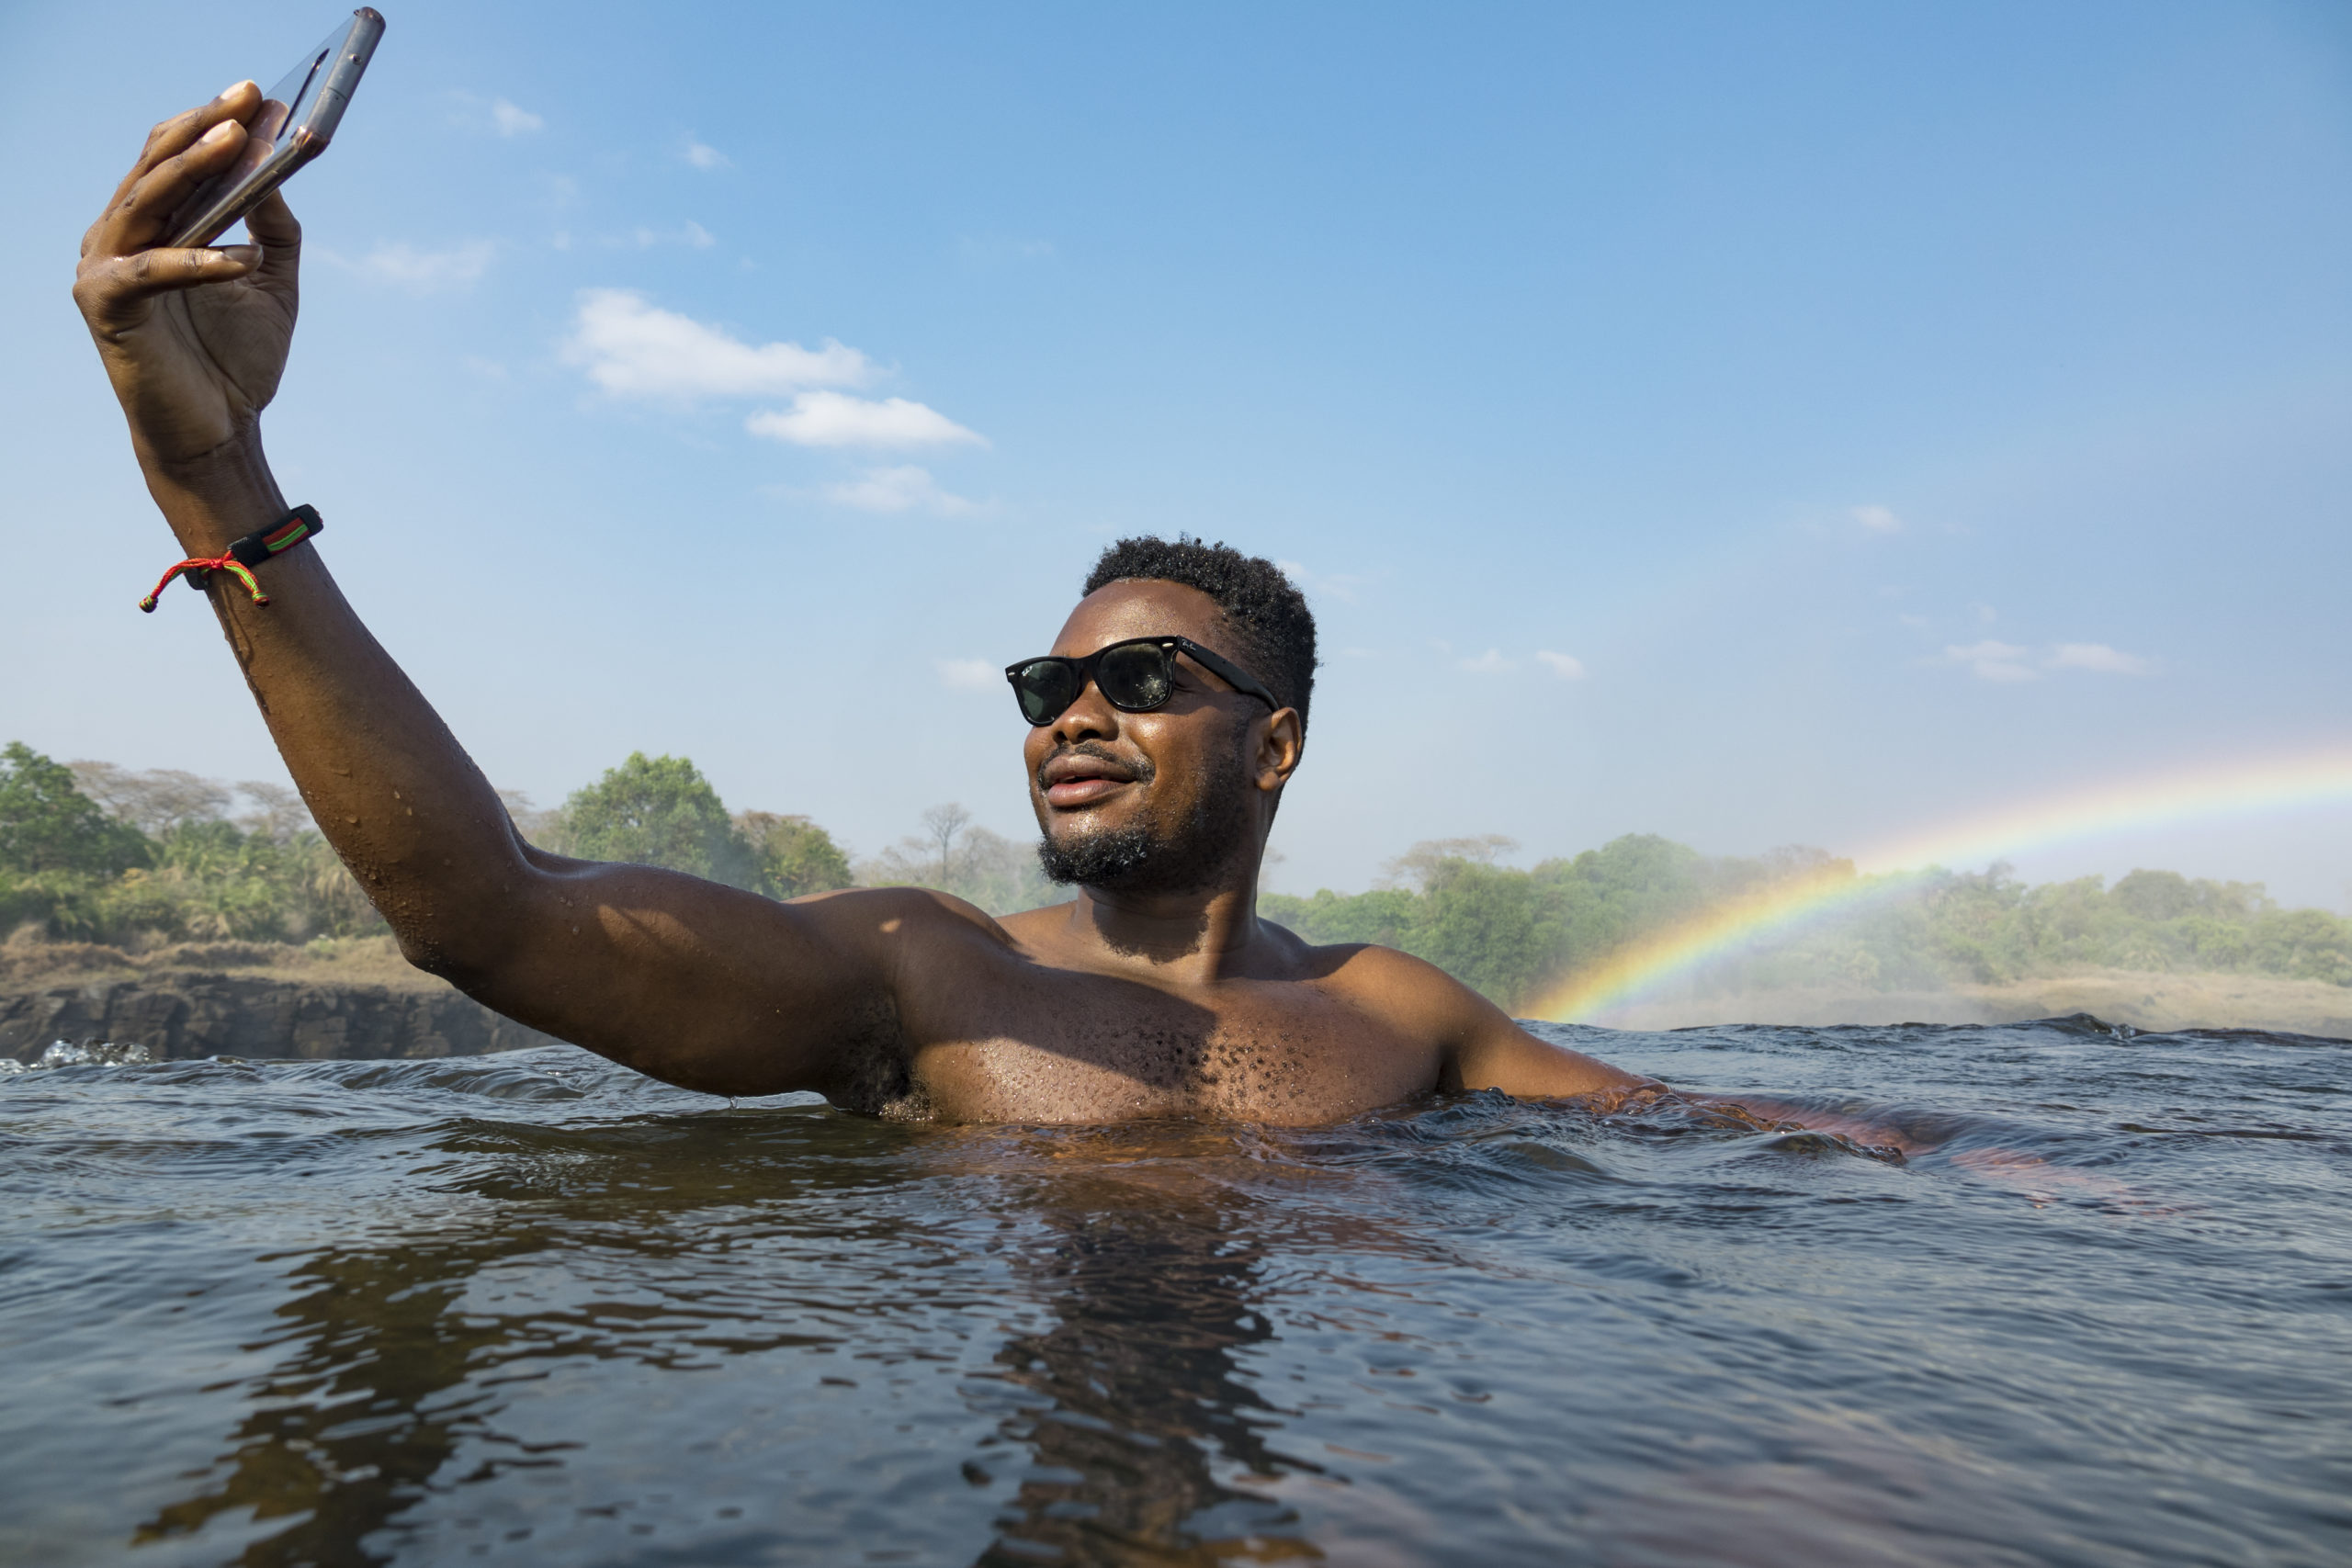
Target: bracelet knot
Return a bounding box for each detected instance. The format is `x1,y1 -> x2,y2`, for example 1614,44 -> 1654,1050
138,504 -> 322,614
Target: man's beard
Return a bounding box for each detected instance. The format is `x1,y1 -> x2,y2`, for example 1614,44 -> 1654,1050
1036,740 -> 1255,897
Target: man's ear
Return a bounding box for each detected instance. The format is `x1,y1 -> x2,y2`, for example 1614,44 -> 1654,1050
1254,707 -> 1304,792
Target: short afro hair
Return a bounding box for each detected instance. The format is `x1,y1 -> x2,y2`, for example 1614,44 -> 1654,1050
1083,535 -> 1318,731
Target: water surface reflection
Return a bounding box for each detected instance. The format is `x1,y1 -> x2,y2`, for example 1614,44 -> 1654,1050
2,1021 -> 2346,1566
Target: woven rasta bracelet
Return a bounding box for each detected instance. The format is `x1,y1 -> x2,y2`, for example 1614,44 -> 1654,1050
138,504 -> 324,613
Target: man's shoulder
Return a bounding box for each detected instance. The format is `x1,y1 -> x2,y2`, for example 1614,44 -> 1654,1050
1253,919 -> 1476,1003
794,883 -> 1037,948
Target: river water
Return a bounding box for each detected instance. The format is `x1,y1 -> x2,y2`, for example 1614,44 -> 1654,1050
2,1016 -> 2346,1566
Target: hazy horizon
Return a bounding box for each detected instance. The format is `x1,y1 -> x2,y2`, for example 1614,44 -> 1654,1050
6,1 -> 2346,910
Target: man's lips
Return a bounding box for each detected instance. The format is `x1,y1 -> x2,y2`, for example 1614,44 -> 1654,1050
1039,752 -> 1141,808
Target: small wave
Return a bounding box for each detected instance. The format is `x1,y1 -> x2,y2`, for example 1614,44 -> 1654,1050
267,1056 -> 594,1101
2,1040 -> 158,1073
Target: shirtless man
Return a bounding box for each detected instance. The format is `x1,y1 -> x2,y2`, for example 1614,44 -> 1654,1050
74,83 -> 1657,1123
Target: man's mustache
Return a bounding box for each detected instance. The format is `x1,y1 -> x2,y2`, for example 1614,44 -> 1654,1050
1035,741 -> 1155,793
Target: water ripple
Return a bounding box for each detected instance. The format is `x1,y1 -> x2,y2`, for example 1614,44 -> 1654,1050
1,1016 -> 2346,1565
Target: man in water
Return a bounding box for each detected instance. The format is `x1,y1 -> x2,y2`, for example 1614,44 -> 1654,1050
74,85 -> 1658,1123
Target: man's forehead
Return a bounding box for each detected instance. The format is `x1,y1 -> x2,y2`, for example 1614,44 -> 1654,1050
1050,579 -> 1228,657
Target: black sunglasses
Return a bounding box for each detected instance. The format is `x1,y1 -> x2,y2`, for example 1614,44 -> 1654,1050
1004,636 -> 1280,727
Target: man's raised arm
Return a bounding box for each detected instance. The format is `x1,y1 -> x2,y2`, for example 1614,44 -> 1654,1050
72,85 -> 912,1097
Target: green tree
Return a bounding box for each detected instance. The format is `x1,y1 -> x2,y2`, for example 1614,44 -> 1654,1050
0,741 -> 152,875
558,752 -> 757,888
736,810 -> 854,899
854,802 -> 1055,915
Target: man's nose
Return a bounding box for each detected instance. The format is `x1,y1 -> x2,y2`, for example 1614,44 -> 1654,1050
1048,677 -> 1118,745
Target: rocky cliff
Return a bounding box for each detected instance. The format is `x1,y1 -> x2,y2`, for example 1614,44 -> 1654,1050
0,940 -> 563,1062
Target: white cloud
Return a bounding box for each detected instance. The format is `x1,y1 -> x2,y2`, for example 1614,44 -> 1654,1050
1972,603 -> 1999,624
492,98 -> 544,136
1275,558 -> 1367,604
684,141 -> 731,170
2049,642 -> 2154,675
935,658 -> 1000,691
1457,649 -> 1514,673
619,220 -> 717,249
747,390 -> 987,449
333,240 -> 496,291
1535,650 -> 1586,680
1946,640 -> 2038,682
448,93 -> 546,137
562,289 -> 873,399
823,466 -> 984,517
1852,503 -> 1902,533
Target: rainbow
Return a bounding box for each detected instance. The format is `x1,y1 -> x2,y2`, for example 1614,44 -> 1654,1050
1528,744 -> 2352,1022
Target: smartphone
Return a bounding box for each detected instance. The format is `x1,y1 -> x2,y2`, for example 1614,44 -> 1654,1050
165,9 -> 386,250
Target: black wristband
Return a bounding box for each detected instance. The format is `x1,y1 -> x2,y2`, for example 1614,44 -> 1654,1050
138,504 -> 325,614
223,504 -> 325,570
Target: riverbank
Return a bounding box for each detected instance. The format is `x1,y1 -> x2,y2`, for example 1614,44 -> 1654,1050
0,936 -> 560,1061
7,934 -> 2346,1060
1592,969 -> 2352,1037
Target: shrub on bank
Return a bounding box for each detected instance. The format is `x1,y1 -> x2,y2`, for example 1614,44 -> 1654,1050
1264,841 -> 2352,1012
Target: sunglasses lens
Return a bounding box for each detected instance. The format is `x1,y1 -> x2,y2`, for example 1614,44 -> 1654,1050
1011,660 -> 1077,725
1097,642 -> 1174,710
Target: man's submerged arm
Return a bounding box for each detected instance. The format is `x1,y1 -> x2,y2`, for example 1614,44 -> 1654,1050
1430,976 -> 1924,1150
1446,1007 -> 1658,1100
1340,945 -> 1653,1100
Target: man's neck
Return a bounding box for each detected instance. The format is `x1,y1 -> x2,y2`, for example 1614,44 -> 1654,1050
1065,862 -> 1265,980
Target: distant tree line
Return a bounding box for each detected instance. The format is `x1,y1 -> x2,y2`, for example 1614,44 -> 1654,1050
8,739 -> 2346,1009
0,742 -> 854,948
1261,834 -> 2352,1011
0,742 -> 382,946
548,750 -> 853,900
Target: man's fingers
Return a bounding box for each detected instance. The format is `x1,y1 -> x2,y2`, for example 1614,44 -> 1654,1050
103,118 -> 252,254
243,190 -> 304,303
105,82 -> 259,215
244,188 -> 302,256
74,246 -> 261,332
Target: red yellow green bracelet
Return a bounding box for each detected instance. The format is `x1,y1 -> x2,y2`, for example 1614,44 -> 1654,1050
139,504 -> 322,613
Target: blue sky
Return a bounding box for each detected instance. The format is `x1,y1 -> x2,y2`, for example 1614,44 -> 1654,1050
6,1 -> 2349,908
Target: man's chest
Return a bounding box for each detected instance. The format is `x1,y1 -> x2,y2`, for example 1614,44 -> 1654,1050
894,969 -> 1442,1124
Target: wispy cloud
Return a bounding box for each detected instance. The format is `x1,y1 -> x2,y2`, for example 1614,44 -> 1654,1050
2049,642 -> 2154,675
616,221 -> 717,249
1535,650 -> 1587,680
1852,503 -> 1903,533
448,92 -> 545,137
1274,558 -> 1370,604
492,98 -> 544,136
1946,640 -> 2038,682
329,240 -> 497,292
935,658 -> 1000,691
747,391 -> 987,449
562,289 -> 872,399
1457,649 -> 1514,673
823,466 -> 986,517
684,141 -> 731,170
1944,639 -> 2159,682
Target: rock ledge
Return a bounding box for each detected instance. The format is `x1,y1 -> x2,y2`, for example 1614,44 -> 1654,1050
2,972 -> 560,1062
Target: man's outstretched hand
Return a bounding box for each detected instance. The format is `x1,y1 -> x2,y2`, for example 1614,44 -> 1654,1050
74,80 -> 301,472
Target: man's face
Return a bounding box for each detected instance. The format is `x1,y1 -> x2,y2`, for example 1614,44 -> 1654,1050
1022,580 -> 1289,896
